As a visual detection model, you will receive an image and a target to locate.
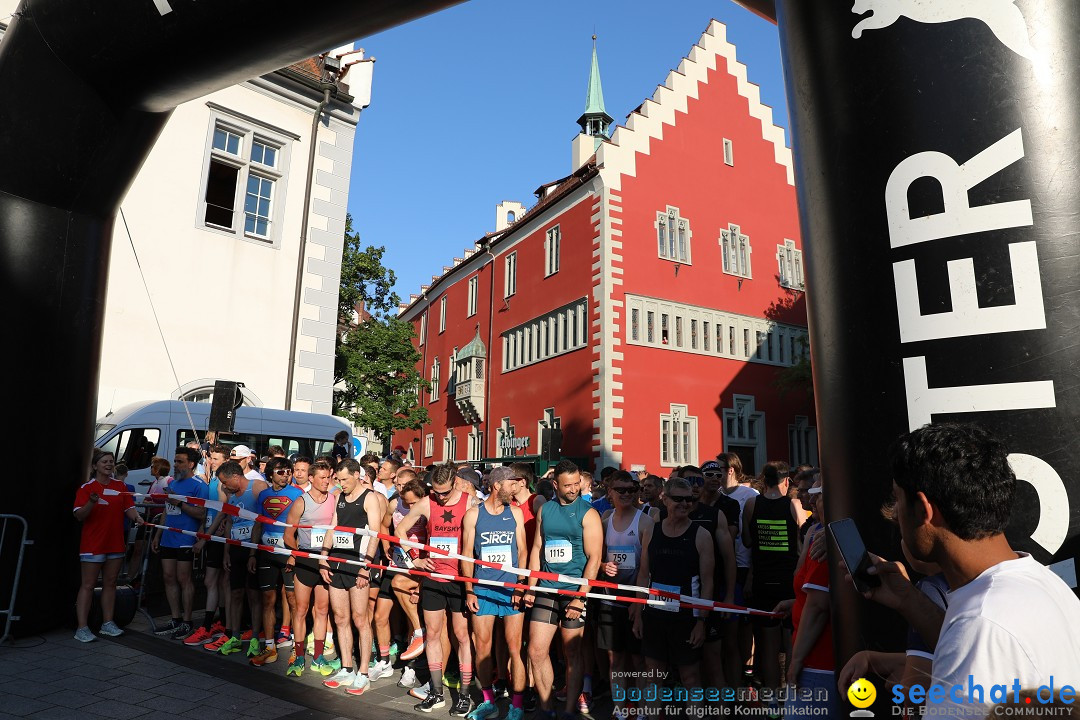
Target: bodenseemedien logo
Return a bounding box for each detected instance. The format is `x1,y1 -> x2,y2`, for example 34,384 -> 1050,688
848,677 -> 876,717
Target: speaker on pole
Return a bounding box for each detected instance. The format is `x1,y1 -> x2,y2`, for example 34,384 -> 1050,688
208,380 -> 243,433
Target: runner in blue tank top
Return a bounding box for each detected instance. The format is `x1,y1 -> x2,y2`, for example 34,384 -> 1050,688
219,460 -> 268,658
461,466 -> 528,720
524,460 -> 603,720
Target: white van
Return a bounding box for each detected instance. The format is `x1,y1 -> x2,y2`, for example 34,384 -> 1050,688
94,400 -> 351,485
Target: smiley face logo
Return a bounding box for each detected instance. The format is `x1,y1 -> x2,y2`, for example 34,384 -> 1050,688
848,677 -> 876,708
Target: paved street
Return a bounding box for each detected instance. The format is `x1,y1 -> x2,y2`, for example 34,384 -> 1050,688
0,612 -> 438,720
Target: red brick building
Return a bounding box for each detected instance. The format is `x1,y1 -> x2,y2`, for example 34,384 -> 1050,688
393,21 -> 815,474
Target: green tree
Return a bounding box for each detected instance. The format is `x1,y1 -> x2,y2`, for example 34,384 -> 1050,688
333,214 -> 429,443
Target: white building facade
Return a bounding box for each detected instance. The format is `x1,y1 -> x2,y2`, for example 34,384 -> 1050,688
0,5 -> 372,418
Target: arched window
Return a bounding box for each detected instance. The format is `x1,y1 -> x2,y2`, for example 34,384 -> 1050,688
507,211 -> 516,224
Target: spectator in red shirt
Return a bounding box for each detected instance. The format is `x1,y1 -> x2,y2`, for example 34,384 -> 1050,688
774,475 -> 836,716
73,448 -> 142,643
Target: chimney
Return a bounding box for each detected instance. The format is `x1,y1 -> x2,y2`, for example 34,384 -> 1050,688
496,200 -> 527,232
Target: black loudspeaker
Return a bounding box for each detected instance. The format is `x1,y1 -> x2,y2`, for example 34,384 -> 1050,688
541,428 -> 563,461
208,380 -> 244,433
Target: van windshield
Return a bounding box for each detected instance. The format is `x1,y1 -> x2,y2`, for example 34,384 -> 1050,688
93,423 -> 116,443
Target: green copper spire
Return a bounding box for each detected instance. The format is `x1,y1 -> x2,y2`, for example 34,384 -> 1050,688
578,35 -> 613,138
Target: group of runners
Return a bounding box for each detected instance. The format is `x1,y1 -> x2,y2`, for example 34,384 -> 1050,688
77,440 -> 832,720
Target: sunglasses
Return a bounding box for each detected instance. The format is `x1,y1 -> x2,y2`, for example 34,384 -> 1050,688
667,495 -> 695,504
273,469 -> 291,476
431,487 -> 454,497
684,476 -> 704,486
612,486 -> 637,495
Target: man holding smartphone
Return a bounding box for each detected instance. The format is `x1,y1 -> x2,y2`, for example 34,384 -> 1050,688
863,423 -> 1080,713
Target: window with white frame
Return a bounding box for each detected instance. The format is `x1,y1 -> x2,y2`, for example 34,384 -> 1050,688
720,223 -> 752,278
439,296 -> 447,333
496,418 -> 515,455
443,430 -> 458,462
656,206 -> 692,264
723,138 -> 734,166
430,358 -> 440,401
424,433 -> 434,458
504,252 -> 518,298
789,416 -> 819,467
545,226 -> 561,277
200,115 -> 290,245
624,294 -> 807,367
660,403 -> 698,467
467,425 -> 483,461
467,276 -> 479,317
502,298 -> 588,372
777,239 -> 805,290
723,395 -> 766,472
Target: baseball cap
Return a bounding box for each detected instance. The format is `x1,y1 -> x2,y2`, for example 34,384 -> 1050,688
230,445 -> 253,459
701,460 -> 725,473
488,466 -> 516,484
455,467 -> 482,490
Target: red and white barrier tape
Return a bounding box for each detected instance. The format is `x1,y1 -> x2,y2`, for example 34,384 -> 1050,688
144,523 -> 727,612
120,489 -> 776,617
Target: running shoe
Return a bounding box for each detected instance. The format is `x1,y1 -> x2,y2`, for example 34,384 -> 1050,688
389,641 -> 400,660
245,638 -> 261,658
369,659 -> 394,682
450,693 -> 472,717
555,686 -> 567,703
203,634 -> 229,652
210,621 -> 226,636
345,673 -> 372,696
218,636 -> 243,656
323,668 -> 357,690
240,629 -> 254,642
400,631 -> 426,661
183,626 -> 214,646
154,621 -> 179,637
415,692 -> 446,713
286,654 -> 305,677
398,667 -> 420,688
311,654 -> 341,676
74,626 -> 96,643
169,622 -> 192,640
410,681 -> 433,700
493,679 -> 508,700
578,692 -> 592,715
275,626 -> 292,648
98,621 -> 124,637
524,689 -> 538,713
250,647 -> 278,666
325,633 -> 335,655
466,700 -> 499,720
443,669 -> 462,690
506,707 -> 524,720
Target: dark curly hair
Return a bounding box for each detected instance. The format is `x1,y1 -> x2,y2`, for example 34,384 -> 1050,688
888,423 -> 1015,541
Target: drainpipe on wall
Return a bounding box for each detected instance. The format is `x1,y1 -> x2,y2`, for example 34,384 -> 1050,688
485,244 -> 497,458
285,80 -> 334,410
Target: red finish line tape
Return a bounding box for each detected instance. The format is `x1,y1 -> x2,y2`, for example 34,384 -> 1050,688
121,490 -> 777,617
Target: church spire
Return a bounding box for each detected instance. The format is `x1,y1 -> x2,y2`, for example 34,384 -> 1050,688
577,35 -> 613,138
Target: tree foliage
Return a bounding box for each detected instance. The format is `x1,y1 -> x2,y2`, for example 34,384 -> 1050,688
333,214 -> 429,443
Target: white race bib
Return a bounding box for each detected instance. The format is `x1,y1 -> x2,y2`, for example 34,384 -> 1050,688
430,537 -> 458,557
652,582 -> 681,613
480,544 -> 512,565
264,535 -> 283,547
333,532 -> 355,550
607,545 -> 636,571
165,503 -> 181,516
545,539 -> 572,565
231,524 -> 252,541
309,529 -> 327,549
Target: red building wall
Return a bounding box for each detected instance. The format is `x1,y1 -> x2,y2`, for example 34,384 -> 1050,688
606,49 -> 812,473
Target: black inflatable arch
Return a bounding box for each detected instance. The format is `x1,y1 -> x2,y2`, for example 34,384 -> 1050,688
3,5 -> 1077,714
0,0 -> 461,637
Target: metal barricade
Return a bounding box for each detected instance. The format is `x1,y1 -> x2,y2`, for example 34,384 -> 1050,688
0,514 -> 32,644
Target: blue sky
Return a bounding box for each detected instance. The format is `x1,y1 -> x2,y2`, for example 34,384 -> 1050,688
347,0 -> 789,303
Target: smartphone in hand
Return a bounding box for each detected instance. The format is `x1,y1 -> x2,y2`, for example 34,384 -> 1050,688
828,518 -> 880,593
